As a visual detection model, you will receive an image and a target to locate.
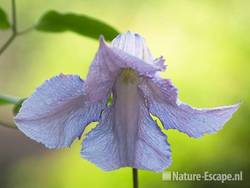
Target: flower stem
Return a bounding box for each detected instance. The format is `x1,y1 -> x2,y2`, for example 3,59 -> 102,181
0,0 -> 33,56
0,0 -> 17,55
0,34 -> 16,55
132,168 -> 138,188
11,0 -> 17,33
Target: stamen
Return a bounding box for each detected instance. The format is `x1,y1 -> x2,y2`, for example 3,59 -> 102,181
119,68 -> 139,84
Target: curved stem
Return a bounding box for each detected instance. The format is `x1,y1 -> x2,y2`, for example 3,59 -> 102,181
0,0 -> 33,56
0,0 -> 17,56
0,34 -> 16,55
17,26 -> 34,36
132,168 -> 138,188
11,0 -> 17,33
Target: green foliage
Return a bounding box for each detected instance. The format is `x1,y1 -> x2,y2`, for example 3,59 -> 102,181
35,11 -> 119,41
0,7 -> 10,30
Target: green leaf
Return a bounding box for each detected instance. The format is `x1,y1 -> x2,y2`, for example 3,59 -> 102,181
35,11 -> 119,41
0,95 -> 20,105
0,7 -> 10,30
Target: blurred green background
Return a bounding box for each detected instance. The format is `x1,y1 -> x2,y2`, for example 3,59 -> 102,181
0,0 -> 249,188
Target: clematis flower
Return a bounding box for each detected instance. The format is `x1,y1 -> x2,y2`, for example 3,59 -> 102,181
15,31 -> 239,172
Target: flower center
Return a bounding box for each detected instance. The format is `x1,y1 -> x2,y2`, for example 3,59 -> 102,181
119,68 -> 139,84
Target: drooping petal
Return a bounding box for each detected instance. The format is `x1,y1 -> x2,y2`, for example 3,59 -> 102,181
139,77 -> 240,138
85,32 -> 165,102
15,74 -> 106,149
81,106 -> 171,172
81,71 -> 171,172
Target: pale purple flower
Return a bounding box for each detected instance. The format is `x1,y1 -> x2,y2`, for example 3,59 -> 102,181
15,31 -> 239,172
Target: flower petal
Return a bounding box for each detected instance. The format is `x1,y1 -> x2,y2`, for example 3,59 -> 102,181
111,31 -> 167,69
139,78 -> 240,138
85,35 -> 164,102
81,76 -> 171,172
81,106 -> 171,172
15,74 -> 106,148
111,31 -> 154,62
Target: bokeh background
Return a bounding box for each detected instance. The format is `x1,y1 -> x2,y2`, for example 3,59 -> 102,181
0,0 -> 249,187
